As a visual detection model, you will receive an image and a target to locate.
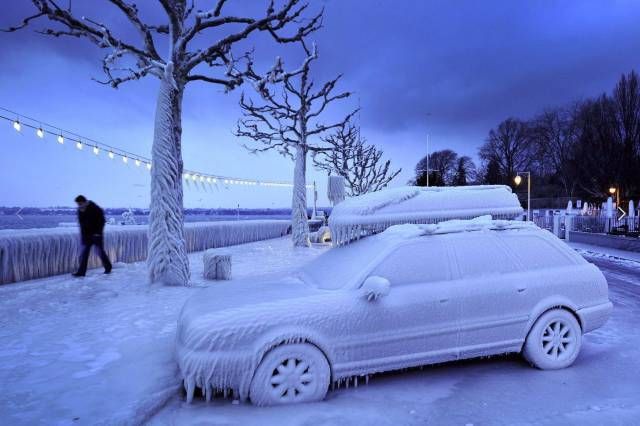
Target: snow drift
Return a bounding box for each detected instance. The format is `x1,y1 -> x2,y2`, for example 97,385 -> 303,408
329,185 -> 523,245
0,220 -> 290,284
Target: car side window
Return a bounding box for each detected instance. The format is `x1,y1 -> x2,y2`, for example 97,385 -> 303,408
500,235 -> 574,269
450,234 -> 517,278
369,240 -> 451,285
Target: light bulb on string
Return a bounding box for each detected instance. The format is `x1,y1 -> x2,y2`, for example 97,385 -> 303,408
200,176 -> 205,182
184,173 -> 191,180
36,128 -> 44,138
108,151 -> 115,159
93,146 -> 99,155
192,174 -> 198,181
13,120 -> 21,132
146,162 -> 152,170
57,135 -> 64,144
122,155 -> 128,164
212,178 -> 217,183
135,159 -> 141,167
76,141 -> 83,150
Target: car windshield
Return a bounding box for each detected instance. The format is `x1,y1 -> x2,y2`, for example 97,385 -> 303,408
299,237 -> 388,290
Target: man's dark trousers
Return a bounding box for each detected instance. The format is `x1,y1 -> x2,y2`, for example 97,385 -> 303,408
77,234 -> 112,275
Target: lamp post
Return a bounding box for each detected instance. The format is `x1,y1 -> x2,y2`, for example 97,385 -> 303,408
425,113 -> 432,187
609,186 -> 619,209
514,172 -> 531,221
426,133 -> 430,187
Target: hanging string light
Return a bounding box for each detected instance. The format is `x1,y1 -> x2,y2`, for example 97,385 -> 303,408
0,106 -> 312,189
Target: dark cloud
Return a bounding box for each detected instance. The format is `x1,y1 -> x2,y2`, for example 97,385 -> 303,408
1,1 -> 639,207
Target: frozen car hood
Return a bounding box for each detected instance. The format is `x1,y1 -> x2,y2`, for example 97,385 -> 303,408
177,274 -> 328,350
180,274 -> 319,319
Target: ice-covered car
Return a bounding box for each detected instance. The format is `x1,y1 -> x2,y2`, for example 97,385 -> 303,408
176,217 -> 612,406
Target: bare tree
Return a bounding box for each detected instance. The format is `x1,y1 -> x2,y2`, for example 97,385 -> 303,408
453,155 -> 476,186
530,106 -> 580,197
573,95 -> 627,197
479,118 -> 533,184
415,149 -> 458,186
235,44 -> 356,246
4,0 -> 321,285
313,122 -> 401,196
612,70 -> 640,196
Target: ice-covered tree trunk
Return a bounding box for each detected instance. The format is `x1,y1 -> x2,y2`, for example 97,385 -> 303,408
148,73 -> 190,286
291,145 -> 310,247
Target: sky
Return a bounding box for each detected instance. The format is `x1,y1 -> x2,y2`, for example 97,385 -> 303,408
0,0 -> 639,208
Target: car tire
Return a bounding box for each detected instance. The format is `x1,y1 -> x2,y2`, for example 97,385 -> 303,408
250,343 -> 330,406
523,309 -> 582,370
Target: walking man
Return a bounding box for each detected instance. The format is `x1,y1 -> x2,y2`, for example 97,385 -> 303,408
73,195 -> 112,277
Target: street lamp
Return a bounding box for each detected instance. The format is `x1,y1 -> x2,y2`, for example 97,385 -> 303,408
425,113 -> 432,187
514,172 -> 531,221
609,186 -> 619,209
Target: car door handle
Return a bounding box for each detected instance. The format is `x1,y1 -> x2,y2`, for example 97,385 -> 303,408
439,298 -> 449,303
517,287 -> 527,293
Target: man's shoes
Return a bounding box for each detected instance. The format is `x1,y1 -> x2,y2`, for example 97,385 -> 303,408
72,272 -> 85,277
104,268 -> 112,274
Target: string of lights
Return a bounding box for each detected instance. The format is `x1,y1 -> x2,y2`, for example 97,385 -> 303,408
1,106 -> 310,189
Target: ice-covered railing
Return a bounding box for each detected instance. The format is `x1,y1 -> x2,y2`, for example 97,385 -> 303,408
0,220 -> 290,284
329,185 -> 524,245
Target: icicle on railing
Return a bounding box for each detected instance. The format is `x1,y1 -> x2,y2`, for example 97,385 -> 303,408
0,220 -> 290,284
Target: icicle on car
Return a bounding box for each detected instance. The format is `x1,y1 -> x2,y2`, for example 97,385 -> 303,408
176,216 -> 612,406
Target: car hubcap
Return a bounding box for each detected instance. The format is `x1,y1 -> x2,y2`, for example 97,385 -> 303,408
269,357 -> 314,402
541,320 -> 575,359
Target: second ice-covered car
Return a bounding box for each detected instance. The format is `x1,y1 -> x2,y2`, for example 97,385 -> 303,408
176,217 -> 612,406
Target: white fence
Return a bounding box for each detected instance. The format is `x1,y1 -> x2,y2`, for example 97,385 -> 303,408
0,220 -> 290,285
533,215 -> 640,240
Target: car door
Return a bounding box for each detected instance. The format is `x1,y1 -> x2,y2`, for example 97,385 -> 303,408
447,233 -> 530,358
334,237 -> 462,372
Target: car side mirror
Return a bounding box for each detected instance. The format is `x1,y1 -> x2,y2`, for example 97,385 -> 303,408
361,276 -> 391,301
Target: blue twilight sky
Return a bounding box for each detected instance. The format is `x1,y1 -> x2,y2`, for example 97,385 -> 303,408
1,0 -> 639,208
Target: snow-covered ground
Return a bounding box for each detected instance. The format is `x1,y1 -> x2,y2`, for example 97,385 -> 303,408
1,237 -> 639,425
0,237 -> 328,426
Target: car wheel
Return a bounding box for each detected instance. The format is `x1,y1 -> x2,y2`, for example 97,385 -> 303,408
250,343 -> 330,406
523,309 -> 582,370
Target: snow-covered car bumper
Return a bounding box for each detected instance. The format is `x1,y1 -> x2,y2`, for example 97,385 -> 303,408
176,344 -> 255,402
577,301 -> 613,333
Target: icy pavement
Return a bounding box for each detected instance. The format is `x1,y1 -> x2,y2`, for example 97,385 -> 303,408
1,239 -> 640,426
0,237 -> 328,426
